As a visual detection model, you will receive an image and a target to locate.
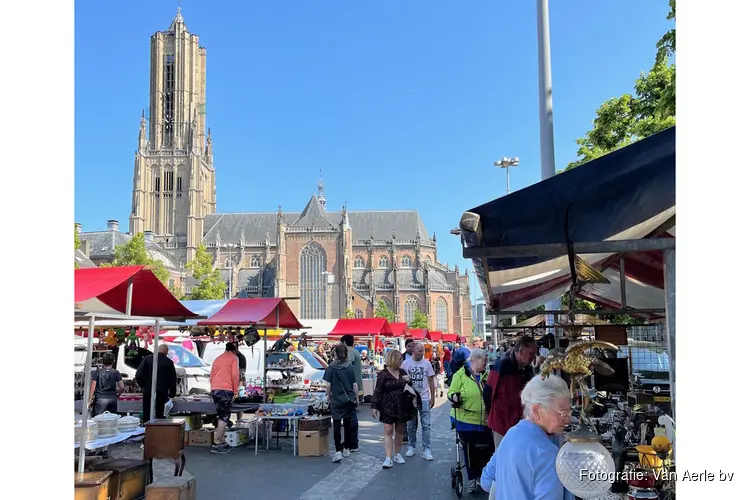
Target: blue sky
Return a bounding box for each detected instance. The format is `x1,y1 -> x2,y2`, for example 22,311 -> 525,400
75,0 -> 673,278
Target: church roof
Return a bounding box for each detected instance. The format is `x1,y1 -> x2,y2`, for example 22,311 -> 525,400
203,207 -> 432,245
75,249 -> 96,268
79,230 -> 180,270
291,195 -> 336,229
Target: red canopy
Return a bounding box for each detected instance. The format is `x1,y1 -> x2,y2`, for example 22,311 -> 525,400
75,266 -> 198,319
197,298 -> 303,329
427,331 -> 443,342
389,322 -> 410,337
328,318 -> 394,337
442,333 -> 458,342
409,328 -> 427,340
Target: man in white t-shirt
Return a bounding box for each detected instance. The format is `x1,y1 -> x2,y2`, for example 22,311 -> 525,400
401,342 -> 436,461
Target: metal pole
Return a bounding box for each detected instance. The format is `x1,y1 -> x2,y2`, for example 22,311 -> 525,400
262,327 -> 268,403
536,0 -> 556,180
663,249 -> 676,430
506,166 -> 511,195
77,315 -> 96,477
150,320 -> 161,421
126,278 -> 134,316
619,256 -> 628,308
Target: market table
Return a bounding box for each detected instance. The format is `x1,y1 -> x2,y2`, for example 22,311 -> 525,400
74,399 -> 260,416
74,427 -> 145,451
254,415 -> 303,456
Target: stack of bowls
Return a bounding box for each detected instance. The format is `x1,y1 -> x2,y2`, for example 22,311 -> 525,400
117,415 -> 141,433
75,419 -> 98,444
93,411 -> 121,437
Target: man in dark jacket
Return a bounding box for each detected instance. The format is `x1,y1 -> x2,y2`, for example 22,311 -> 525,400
135,344 -> 178,422
482,336 -> 536,447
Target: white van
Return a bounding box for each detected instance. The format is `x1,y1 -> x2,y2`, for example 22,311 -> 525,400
74,339 -> 212,396
201,341 -> 326,388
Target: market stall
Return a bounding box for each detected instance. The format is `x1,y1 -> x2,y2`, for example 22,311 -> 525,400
459,127 -> 676,497
74,266 -> 201,477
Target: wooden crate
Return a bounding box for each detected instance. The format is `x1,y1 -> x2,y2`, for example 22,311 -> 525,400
91,458 -> 149,500
74,470 -> 112,500
146,476 -> 196,500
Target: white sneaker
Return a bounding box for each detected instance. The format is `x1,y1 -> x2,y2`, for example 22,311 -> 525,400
405,446 -> 416,457
422,449 -> 434,461
393,453 -> 405,464
332,451 -> 343,463
342,448 -> 351,458
382,457 -> 393,468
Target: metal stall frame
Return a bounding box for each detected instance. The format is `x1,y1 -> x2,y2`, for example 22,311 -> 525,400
463,237 -> 676,448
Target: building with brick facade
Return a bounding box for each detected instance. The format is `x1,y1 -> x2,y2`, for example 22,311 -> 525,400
78,10 -> 472,334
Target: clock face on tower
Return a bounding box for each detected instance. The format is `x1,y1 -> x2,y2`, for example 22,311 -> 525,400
164,114 -> 174,132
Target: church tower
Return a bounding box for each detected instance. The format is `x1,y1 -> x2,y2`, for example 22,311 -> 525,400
129,8 -> 216,263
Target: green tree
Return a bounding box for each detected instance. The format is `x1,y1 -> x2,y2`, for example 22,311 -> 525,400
342,308 -> 355,319
101,232 -> 170,284
186,244 -> 226,300
373,298 -> 395,323
409,310 -> 429,329
566,1 -> 675,170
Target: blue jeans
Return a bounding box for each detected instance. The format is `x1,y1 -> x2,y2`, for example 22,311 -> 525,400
407,407 -> 431,450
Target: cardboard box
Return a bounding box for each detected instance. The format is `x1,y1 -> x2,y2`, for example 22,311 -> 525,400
298,428 -> 329,457
225,428 -> 250,447
299,417 -> 331,432
188,429 -> 214,447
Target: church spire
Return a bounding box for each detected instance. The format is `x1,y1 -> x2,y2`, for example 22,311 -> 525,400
168,6 -> 185,32
317,169 -> 326,209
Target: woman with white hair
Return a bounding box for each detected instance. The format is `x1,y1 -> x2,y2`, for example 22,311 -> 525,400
448,348 -> 493,494
480,374 -> 574,499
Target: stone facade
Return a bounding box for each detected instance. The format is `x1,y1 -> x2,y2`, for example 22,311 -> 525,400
85,10 -> 472,335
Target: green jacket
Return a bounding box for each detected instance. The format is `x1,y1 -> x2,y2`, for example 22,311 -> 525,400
448,367 -> 488,426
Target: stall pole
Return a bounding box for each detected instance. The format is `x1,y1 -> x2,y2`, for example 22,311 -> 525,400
150,320 -> 161,421
663,248 -> 676,449
77,314 -> 97,477
262,326 -> 268,403
125,278 -> 134,316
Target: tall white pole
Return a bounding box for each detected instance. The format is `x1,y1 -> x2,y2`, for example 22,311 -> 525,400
150,320 -> 161,421
77,314 -> 96,476
537,0 -> 556,180
537,0 -> 561,332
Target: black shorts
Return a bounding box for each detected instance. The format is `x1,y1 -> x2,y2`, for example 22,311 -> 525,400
211,390 -> 234,423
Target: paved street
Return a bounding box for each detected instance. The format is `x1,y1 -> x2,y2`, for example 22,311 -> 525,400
104,395 -> 483,499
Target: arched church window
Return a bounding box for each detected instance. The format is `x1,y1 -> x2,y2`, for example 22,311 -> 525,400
378,255 -> 389,268
355,309 -> 364,319
435,298 -> 448,332
250,255 -> 261,268
401,255 -> 412,268
425,256 -> 432,264
404,296 -> 419,325
354,256 -> 365,268
300,242 -> 327,319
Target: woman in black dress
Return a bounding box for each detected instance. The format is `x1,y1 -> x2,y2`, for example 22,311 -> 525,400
371,349 -> 414,469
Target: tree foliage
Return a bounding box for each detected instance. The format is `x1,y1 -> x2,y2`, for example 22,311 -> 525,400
561,293 -> 645,325
187,244 -> 226,300
101,232 -> 170,285
409,310 -> 429,329
342,308 -> 355,319
566,1 -> 676,170
373,298 -> 395,323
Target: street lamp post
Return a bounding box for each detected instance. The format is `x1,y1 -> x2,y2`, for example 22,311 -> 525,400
493,157 -> 520,195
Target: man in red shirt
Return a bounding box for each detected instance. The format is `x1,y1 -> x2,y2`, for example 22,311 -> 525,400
482,336 -> 537,447
210,343 -> 240,454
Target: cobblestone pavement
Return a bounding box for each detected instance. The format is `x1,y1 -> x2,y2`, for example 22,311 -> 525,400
97,393 -> 485,499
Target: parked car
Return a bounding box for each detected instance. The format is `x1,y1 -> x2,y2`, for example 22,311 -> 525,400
617,340 -> 671,410
74,339 -> 211,397
201,341 -> 325,388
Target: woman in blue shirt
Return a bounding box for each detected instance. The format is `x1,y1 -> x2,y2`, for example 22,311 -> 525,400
480,374 -> 574,500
